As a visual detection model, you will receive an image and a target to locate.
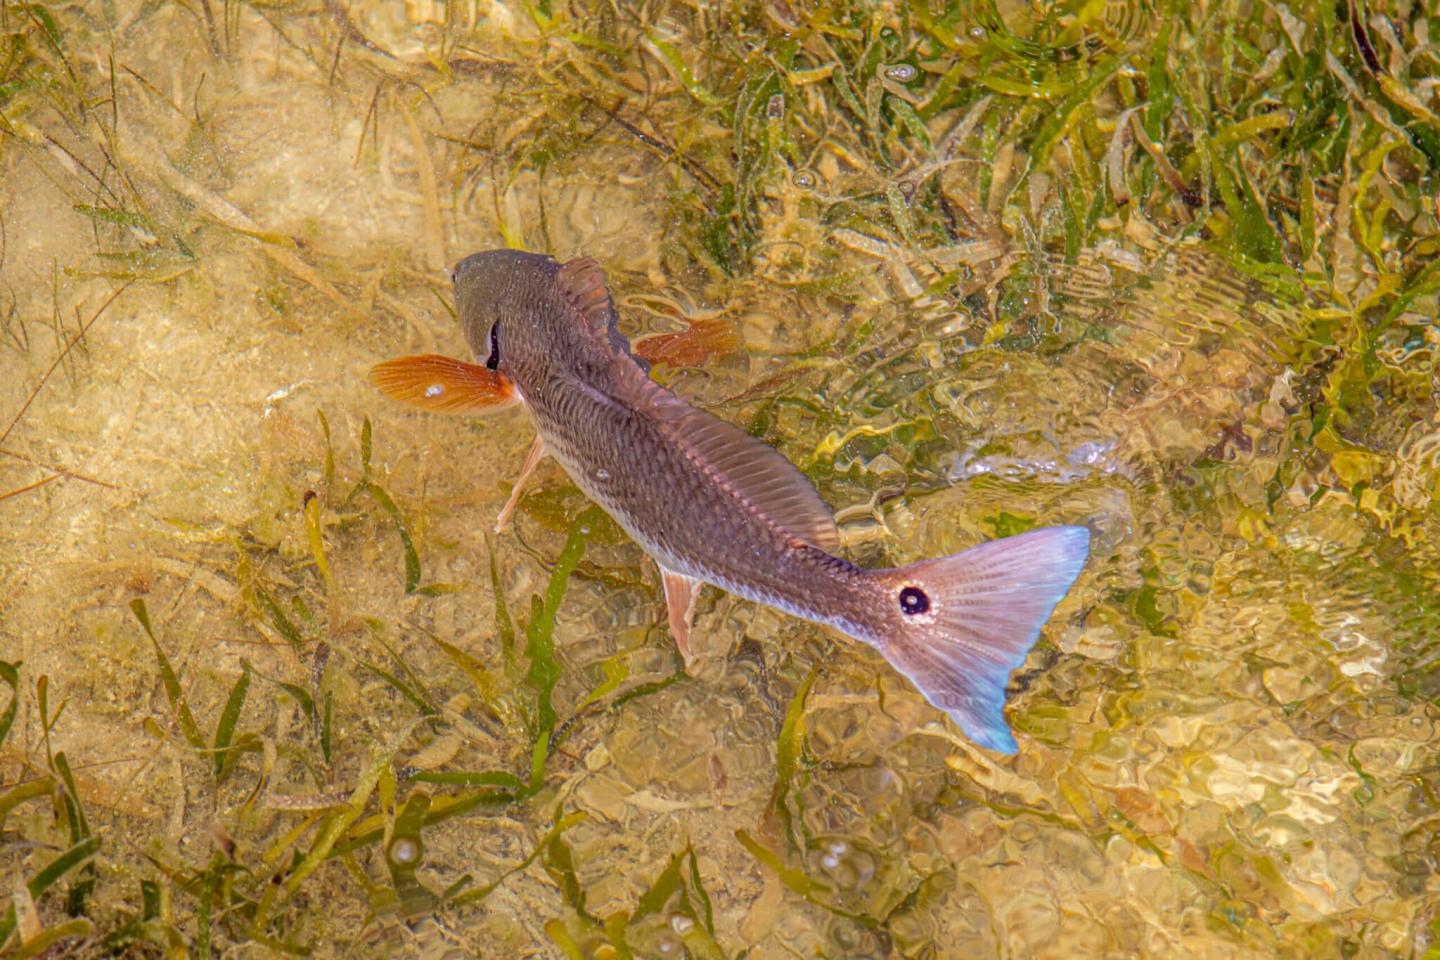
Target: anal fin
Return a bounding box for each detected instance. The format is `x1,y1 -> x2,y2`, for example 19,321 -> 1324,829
659,566 -> 704,669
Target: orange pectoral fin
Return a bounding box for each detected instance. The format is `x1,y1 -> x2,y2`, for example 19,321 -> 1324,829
370,354 -> 518,414
633,317 -> 740,368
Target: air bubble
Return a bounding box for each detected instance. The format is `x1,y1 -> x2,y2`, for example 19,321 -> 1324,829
670,914 -> 695,935
595,468 -> 611,480
388,837 -> 421,865
821,853 -> 841,870
792,170 -> 817,189
970,25 -> 986,38
884,63 -> 917,82
425,384 -> 444,397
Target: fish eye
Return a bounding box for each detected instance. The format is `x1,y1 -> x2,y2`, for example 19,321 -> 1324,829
485,323 -> 500,370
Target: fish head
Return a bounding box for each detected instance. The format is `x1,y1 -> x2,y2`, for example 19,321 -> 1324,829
453,249 -> 638,396
372,248 -> 627,419
451,249 -> 568,390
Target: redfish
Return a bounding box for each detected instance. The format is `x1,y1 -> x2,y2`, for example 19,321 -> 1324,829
373,250 -> 1088,753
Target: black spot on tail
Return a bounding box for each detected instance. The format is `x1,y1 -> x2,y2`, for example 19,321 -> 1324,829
898,585 -> 930,616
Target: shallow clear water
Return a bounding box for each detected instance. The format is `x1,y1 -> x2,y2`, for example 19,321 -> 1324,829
1,2 -> 1437,957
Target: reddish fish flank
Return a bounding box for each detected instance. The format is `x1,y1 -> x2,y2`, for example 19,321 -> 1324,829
372,250 -> 1089,753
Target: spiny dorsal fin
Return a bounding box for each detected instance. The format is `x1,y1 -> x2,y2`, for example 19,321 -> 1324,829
668,404 -> 841,553
555,255 -> 647,369
555,256 -> 616,334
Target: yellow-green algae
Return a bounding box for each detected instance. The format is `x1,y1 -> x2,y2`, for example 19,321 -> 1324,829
1,0 -> 1437,956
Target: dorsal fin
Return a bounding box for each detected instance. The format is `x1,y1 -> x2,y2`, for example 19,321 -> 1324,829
663,401 -> 841,553
555,256 -> 617,333
556,254 -> 840,553
555,255 -> 649,369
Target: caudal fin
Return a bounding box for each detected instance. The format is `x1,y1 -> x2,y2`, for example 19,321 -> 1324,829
870,526 -> 1089,754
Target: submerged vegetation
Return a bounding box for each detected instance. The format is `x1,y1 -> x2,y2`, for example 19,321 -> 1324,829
1,0 -> 1437,956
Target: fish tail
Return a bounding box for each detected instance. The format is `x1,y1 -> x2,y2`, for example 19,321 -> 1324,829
866,526 -> 1090,754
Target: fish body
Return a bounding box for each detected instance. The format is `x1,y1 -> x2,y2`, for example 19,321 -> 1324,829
375,249 -> 1090,753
